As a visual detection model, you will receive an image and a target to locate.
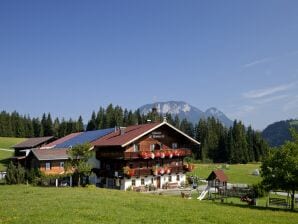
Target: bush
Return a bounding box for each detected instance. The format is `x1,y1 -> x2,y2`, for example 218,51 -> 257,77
25,168 -> 42,186
251,183 -> 268,198
5,162 -> 25,184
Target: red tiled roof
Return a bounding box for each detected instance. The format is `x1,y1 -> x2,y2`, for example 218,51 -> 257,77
207,169 -> 228,182
43,132 -> 82,148
31,148 -> 69,161
13,136 -> 54,149
93,122 -> 161,147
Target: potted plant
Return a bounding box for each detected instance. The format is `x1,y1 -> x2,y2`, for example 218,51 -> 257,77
140,151 -> 149,159
159,167 -> 165,175
123,166 -> 135,177
165,150 -> 173,158
152,166 -> 158,176
174,149 -> 180,157
150,152 -> 155,159
155,151 -> 161,158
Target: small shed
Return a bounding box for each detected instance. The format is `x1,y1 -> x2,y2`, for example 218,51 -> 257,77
206,170 -> 228,189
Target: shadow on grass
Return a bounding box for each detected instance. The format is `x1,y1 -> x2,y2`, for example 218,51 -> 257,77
0,157 -> 11,167
213,200 -> 298,213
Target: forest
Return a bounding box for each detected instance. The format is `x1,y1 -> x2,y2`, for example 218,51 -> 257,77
0,104 -> 268,163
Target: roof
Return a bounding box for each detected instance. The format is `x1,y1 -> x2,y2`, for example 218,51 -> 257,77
206,170 -> 228,182
42,132 -> 82,148
93,121 -> 200,147
13,136 -> 54,149
54,128 -> 115,148
31,148 -> 69,161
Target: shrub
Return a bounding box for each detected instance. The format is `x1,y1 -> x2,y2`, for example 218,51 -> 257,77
251,183 -> 268,198
25,168 -> 42,186
5,162 -> 25,184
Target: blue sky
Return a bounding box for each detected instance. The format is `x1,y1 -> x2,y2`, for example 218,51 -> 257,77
1,0 -> 298,130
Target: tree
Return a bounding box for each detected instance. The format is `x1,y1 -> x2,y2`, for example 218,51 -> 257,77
86,111 -> 97,131
66,143 -> 92,186
77,116 -> 84,132
5,162 -> 25,184
261,128 -> 298,210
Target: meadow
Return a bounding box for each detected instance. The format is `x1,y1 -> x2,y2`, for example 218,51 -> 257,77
0,185 -> 297,224
0,137 -> 26,171
190,163 -> 261,185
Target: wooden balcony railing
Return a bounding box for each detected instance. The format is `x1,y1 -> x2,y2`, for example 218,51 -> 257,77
124,148 -> 192,160
123,152 -> 140,160
97,149 -> 192,160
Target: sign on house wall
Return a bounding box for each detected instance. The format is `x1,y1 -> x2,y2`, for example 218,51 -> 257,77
150,131 -> 165,139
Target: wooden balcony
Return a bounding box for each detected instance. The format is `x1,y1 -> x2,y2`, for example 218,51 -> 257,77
97,148 -> 192,160
124,148 -> 192,160
133,168 -> 152,177
123,152 -> 140,160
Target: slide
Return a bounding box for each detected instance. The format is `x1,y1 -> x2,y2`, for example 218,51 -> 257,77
197,186 -> 210,200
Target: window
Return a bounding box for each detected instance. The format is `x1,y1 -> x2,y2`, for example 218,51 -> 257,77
168,175 -> 172,182
150,144 -> 155,151
172,143 -> 178,149
132,179 -> 136,186
141,179 -> 145,185
176,175 -> 180,181
60,162 -> 64,168
45,162 -> 51,170
133,144 -> 139,152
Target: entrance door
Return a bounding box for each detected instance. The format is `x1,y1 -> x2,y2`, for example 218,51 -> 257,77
157,176 -> 161,188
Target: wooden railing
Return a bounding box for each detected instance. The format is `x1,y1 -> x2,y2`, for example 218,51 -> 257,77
97,148 -> 192,160
133,168 -> 152,177
123,152 -> 140,160
124,148 -> 192,160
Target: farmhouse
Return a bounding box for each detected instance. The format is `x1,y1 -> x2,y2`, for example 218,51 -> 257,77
92,120 -> 200,190
25,128 -> 115,178
12,136 -> 55,166
16,120 -> 200,189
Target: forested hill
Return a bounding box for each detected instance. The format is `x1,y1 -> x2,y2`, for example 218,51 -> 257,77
0,105 -> 269,164
262,119 -> 298,147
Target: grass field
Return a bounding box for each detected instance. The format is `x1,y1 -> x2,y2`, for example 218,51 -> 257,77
0,137 -> 27,171
0,137 -> 27,149
0,185 -> 297,224
190,163 -> 261,185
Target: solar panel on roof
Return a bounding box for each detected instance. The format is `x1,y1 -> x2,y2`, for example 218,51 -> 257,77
54,128 -> 115,148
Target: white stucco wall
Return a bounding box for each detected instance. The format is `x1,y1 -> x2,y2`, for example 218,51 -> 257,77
123,173 -> 186,190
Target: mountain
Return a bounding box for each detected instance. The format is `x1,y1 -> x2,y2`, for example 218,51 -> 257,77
138,101 -> 233,127
262,119 -> 298,147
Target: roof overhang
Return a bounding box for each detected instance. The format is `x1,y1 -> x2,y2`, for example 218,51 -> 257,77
121,121 -> 200,147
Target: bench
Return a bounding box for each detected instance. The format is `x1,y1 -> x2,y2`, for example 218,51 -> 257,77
269,197 -> 288,207
167,182 -> 179,189
132,186 -> 146,192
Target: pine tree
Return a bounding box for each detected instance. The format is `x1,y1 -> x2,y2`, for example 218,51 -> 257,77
53,118 -> 60,137
86,111 -> 97,131
77,116 -> 84,132
32,118 -> 42,137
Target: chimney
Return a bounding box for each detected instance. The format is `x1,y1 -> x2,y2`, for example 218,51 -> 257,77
120,127 -> 126,135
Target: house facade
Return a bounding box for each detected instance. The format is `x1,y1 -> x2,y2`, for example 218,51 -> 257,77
16,121 -> 199,189
92,120 -> 200,190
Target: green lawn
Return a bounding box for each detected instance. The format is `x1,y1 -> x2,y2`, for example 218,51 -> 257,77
0,137 -> 27,171
0,137 -> 27,149
190,163 -> 261,185
0,150 -> 13,171
0,185 -> 297,224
